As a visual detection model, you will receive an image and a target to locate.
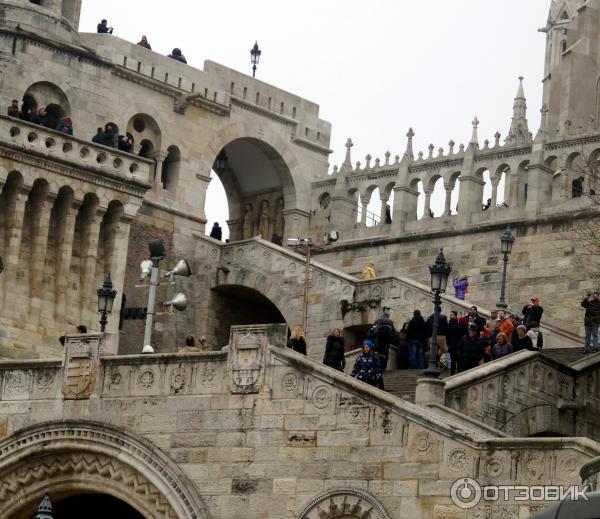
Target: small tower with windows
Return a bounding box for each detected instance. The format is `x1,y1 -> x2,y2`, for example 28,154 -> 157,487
540,0 -> 600,136
1,0 -> 82,42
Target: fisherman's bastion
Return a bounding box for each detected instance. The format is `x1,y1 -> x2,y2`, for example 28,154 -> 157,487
1,0 -> 600,517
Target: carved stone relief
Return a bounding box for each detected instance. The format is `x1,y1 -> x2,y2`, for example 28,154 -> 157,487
62,334 -> 103,400
298,489 -> 391,519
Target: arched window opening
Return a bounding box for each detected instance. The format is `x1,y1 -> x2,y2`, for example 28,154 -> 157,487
450,176 -> 460,215
366,188 -> 380,226
416,180 -> 425,220
138,139 -> 153,159
206,169 -> 230,241
481,170 -> 492,210
127,113 -> 162,157
430,177 -> 445,217
23,82 -> 71,129
161,145 -> 181,193
29,0 -> 42,5
497,171 -> 507,206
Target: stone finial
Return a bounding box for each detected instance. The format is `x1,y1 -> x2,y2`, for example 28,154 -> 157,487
418,151 -> 424,160
428,144 -> 434,159
470,116 -> 480,145
374,157 -> 381,168
355,161 -> 361,171
494,132 -> 501,147
405,127 -> 415,161
332,165 -> 338,174
438,147 -> 444,157
365,154 -> 372,169
459,144 -> 465,153
340,138 -> 353,172
394,154 -> 400,164
483,139 -> 490,149
384,151 -> 391,166
505,77 -> 532,146
448,140 -> 455,155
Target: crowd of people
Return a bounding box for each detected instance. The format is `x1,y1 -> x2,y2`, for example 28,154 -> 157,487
97,19 -> 188,64
7,99 -> 73,135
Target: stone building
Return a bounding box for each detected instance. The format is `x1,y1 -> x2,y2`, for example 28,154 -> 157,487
1,0 -> 600,517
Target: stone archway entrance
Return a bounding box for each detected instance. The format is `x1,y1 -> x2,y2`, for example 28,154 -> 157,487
0,421 -> 209,519
211,138 -> 294,243
53,493 -> 144,519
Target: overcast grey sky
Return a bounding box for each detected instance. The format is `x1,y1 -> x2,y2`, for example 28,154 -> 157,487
80,1 -> 550,235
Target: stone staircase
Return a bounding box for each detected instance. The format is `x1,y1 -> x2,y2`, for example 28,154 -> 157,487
384,368 -> 451,403
540,347 -> 587,365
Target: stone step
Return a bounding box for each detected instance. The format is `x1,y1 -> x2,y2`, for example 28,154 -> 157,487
541,347 -> 587,365
383,369 -> 451,402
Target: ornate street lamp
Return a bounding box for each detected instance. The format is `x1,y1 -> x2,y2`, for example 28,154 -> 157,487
424,249 -> 452,378
34,493 -> 53,519
497,226 -> 515,309
97,273 -> 117,333
250,41 -> 261,78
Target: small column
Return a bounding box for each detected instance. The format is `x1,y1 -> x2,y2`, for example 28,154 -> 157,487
490,177 -> 500,207
379,194 -> 389,224
2,188 -> 29,316
152,151 -> 168,192
80,208 -> 105,324
444,185 -> 453,216
422,190 -> 432,218
55,200 -> 81,321
29,192 -> 57,324
359,195 -> 370,225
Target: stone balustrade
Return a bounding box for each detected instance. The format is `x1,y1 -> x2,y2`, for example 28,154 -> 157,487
1,115 -> 153,184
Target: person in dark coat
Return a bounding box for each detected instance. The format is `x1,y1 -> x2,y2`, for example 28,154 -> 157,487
467,306 -> 486,333
323,328 -> 345,371
97,19 -> 114,34
407,310 -> 427,369
31,108 -> 48,127
351,340 -> 383,388
572,176 -> 584,198
492,332 -> 513,360
209,222 -> 223,241
457,325 -> 484,372
117,135 -> 133,153
513,325 -> 535,352
137,35 -> 152,50
373,310 -> 396,371
168,48 -> 187,64
287,326 -> 307,355
522,297 -> 543,326
7,99 -> 20,118
581,292 -> 600,353
56,117 -> 73,135
446,311 -> 466,375
396,323 -> 410,369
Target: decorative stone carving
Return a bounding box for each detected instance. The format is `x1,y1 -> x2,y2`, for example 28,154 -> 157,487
381,410 -> 394,434
169,367 -> 186,393
415,431 -> 433,454
5,371 -> 28,395
257,199 -> 270,238
485,383 -> 495,400
469,387 -> 479,403
62,333 -> 103,400
448,448 -> 470,473
273,196 -> 285,239
282,372 -> 298,392
524,455 -> 544,481
297,489 -> 391,519
242,203 -> 253,239
36,370 -> 54,393
288,262 -> 297,274
228,324 -> 285,394
312,386 -> 332,409
485,457 -> 504,478
109,370 -> 123,389
138,370 -> 155,389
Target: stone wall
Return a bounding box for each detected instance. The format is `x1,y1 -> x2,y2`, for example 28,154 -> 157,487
0,328 -> 598,518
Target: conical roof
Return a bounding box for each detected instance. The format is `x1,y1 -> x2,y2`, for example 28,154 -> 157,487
34,494 -> 53,519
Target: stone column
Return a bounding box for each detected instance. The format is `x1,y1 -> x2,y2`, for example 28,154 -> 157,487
490,177 -> 500,207
153,151 -> 168,192
392,185 -> 419,231
55,200 -> 80,322
80,208 -> 105,324
2,187 -> 29,316
226,218 -> 241,242
456,175 -> 485,224
29,192 -> 57,325
444,185 -> 453,216
422,190 -> 432,218
379,194 -> 389,224
359,195 -> 369,226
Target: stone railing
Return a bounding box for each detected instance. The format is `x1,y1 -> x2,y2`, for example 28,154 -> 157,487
436,350 -> 600,439
0,115 -> 153,185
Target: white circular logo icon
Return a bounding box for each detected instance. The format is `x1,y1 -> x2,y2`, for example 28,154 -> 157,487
450,478 -> 482,509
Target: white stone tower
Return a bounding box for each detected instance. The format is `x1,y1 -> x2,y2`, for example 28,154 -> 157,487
0,0 -> 82,42
540,0 -> 600,137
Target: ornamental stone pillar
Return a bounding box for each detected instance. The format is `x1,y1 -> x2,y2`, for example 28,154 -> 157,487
379,194 -> 389,224
359,195 -> 370,226
80,208 -> 105,324
55,199 -> 80,323
444,185 -> 453,216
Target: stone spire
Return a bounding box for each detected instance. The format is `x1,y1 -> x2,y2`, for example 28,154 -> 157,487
340,138 -> 353,173
404,128 -> 415,161
469,116 -> 480,148
505,77 -> 532,146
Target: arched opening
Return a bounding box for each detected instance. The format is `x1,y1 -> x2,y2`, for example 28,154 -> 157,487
161,145 -> 180,193
430,177 -> 445,217
366,187 -> 380,226
354,190 -> 362,224
416,180 -> 425,219
127,114 -> 162,156
138,138 -> 153,159
447,171 -> 461,215
206,170 -> 230,241
212,285 -> 286,347
495,165 -> 510,207
210,138 -> 294,243
481,169 -> 492,209
23,82 -> 71,129
51,493 -> 144,519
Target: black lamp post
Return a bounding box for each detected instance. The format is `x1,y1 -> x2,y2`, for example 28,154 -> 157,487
97,273 -> 117,333
423,249 -> 452,378
497,226 -> 515,309
250,41 -> 261,78
215,149 -> 228,174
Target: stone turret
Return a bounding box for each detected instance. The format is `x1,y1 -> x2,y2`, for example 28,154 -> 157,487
0,0 -> 82,42
540,0 -> 600,136
34,494 -> 53,519
505,77 -> 532,146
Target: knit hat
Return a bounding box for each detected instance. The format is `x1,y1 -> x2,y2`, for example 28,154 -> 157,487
362,339 -> 374,349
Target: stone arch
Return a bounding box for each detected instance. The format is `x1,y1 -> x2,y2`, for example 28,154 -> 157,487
475,166 -> 492,209
127,113 -> 162,154
444,171 -> 461,215
408,177 -> 425,220
297,489 -> 391,519
161,145 -> 181,193
495,164 -> 511,206
510,160 -> 530,206
428,175 -> 445,217
23,81 -> 71,129
0,420 -> 208,519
